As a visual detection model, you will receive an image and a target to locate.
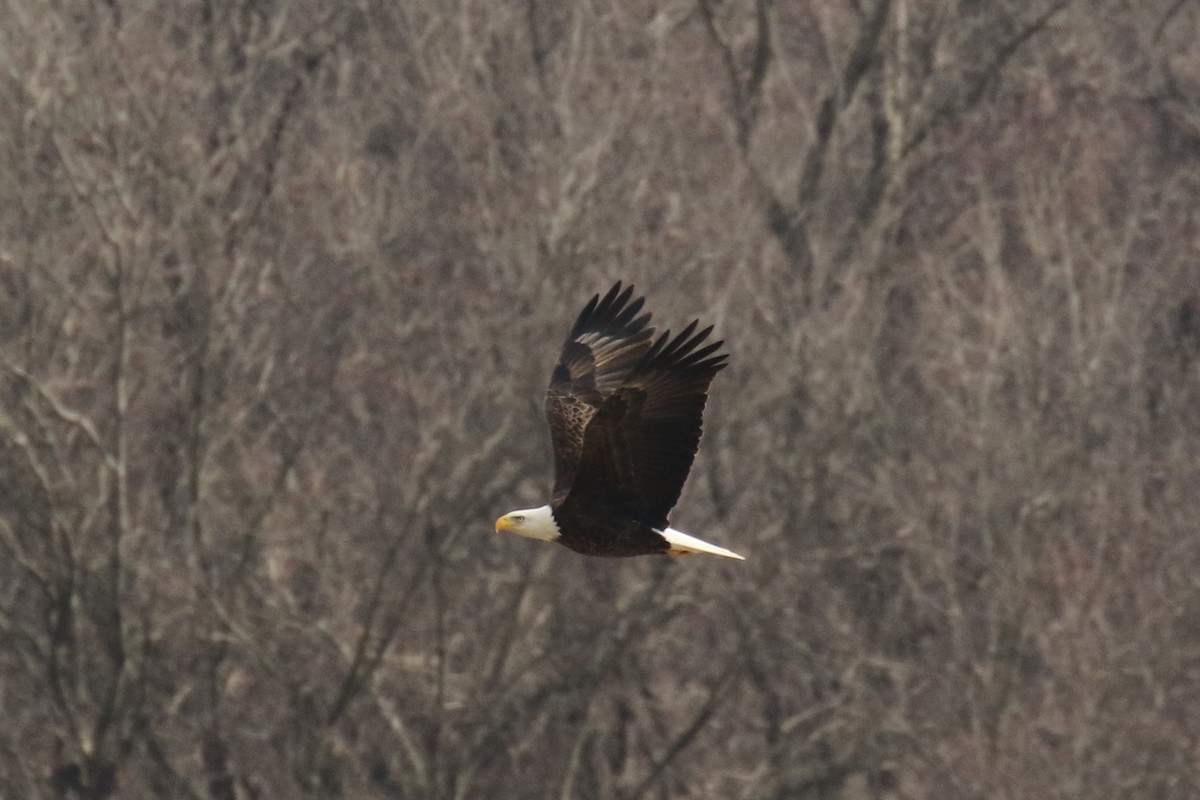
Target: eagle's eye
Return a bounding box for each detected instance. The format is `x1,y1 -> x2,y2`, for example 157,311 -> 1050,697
513,515 -> 525,523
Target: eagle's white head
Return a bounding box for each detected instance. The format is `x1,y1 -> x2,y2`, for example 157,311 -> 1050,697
495,505 -> 561,542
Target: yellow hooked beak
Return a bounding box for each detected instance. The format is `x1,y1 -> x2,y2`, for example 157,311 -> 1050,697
495,515 -> 516,534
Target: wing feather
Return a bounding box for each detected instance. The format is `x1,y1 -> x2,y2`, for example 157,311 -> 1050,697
560,320 -> 728,527
544,282 -> 654,503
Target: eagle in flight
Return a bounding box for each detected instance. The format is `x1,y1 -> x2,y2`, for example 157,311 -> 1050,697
495,282 -> 744,560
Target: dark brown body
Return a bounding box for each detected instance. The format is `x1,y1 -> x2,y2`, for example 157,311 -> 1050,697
551,507 -> 670,557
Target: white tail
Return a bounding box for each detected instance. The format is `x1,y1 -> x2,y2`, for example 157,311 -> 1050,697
659,527 -> 745,561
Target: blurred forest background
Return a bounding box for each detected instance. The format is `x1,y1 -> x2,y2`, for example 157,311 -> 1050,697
1,0 -> 1199,798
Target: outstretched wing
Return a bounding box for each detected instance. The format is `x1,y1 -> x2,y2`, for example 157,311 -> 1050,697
560,320 -> 728,528
545,282 -> 654,504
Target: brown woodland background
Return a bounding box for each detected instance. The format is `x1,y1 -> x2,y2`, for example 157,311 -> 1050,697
2,1 -> 1199,798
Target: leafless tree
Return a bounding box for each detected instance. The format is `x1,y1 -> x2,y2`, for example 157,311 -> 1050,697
0,0 -> 1197,798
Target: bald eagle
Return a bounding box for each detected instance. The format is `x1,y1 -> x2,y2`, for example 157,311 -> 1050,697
495,282 -> 744,560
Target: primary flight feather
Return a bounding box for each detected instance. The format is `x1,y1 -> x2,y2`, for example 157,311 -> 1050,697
495,282 -> 744,560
